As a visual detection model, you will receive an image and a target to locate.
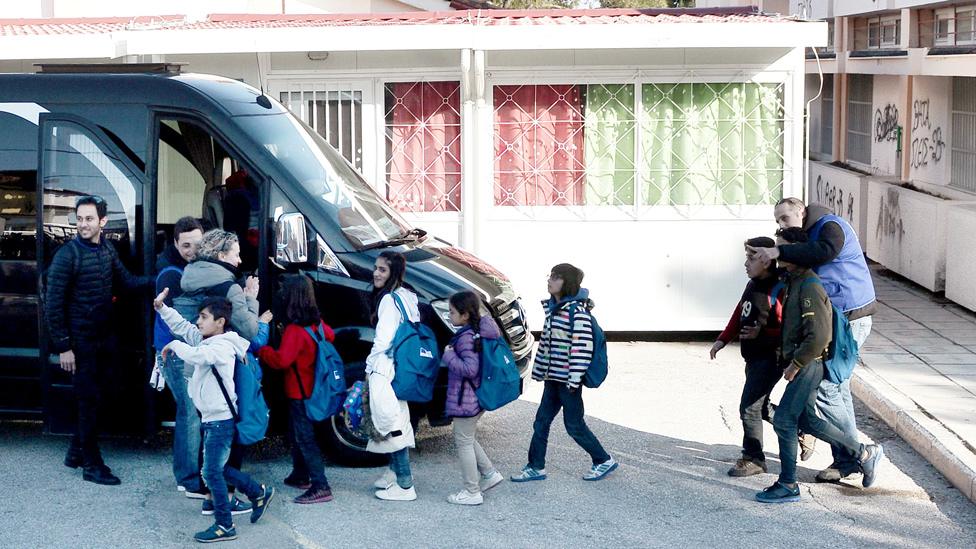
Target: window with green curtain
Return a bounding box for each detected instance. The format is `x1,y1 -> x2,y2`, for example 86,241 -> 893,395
583,84 -> 636,206
640,82 -> 785,206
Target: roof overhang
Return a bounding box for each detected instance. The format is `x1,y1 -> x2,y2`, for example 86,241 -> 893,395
0,9 -> 827,61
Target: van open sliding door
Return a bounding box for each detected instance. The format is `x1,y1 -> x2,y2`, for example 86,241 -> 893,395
37,115 -> 148,435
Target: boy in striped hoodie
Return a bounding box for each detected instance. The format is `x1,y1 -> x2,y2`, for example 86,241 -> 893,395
512,263 -> 617,483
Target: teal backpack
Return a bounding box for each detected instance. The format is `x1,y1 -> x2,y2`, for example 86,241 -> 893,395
569,303 -> 608,388
211,353 -> 270,445
294,323 -> 347,421
387,292 -> 441,403
801,279 -> 859,383
474,333 -> 521,411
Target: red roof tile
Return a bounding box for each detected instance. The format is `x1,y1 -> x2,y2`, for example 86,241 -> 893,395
0,7 -> 786,37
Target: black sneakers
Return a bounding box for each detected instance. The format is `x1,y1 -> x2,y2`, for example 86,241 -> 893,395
249,485 -> 275,524
82,465 -> 121,486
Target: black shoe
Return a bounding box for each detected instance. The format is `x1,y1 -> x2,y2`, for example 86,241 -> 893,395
83,465 -> 120,486
64,451 -> 83,469
283,471 -> 311,490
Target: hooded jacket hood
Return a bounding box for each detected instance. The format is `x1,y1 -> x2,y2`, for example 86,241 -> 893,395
545,288 -> 594,312
155,244 -> 188,272
181,259 -> 236,294
803,203 -> 833,232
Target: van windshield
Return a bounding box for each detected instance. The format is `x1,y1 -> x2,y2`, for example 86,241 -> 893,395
236,113 -> 411,249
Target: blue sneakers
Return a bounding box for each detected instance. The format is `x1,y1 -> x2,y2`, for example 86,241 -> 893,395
201,496 -> 252,516
193,523 -> 237,543
249,485 -> 275,524
756,482 -> 801,503
583,457 -> 619,481
510,466 -> 547,483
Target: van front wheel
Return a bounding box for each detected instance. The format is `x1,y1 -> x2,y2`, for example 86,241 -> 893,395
323,414 -> 387,467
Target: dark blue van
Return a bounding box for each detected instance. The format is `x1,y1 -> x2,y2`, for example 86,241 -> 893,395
0,64 -> 533,463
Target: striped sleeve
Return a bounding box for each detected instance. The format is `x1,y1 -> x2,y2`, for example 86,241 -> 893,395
567,308 -> 594,388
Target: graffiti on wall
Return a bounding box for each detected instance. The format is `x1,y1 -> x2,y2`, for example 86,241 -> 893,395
876,187 -> 905,242
909,98 -> 946,169
874,104 -> 900,143
815,174 -> 855,224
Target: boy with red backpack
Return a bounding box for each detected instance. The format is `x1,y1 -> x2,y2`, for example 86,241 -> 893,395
710,237 -> 787,477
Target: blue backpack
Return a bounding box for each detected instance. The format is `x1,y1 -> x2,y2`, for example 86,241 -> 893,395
293,323 -> 347,422
211,353 -> 270,445
569,303 -> 608,388
474,333 -> 521,411
801,279 -> 859,383
387,292 -> 441,403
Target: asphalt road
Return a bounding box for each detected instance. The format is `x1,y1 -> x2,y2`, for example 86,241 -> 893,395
2,341 -> 975,548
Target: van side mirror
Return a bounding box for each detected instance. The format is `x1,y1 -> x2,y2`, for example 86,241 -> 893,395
274,212 -> 308,265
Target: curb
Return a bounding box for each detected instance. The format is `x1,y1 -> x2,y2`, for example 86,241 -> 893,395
852,364 -> 976,504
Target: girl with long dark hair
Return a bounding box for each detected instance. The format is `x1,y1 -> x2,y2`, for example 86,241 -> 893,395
441,291 -> 504,505
365,251 -> 420,501
258,274 -> 336,504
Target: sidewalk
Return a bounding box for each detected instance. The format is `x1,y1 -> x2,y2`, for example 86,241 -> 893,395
853,265 -> 976,503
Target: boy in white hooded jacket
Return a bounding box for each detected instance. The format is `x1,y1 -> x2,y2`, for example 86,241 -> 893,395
155,290 -> 275,544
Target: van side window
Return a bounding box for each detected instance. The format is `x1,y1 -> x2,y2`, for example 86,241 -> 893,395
41,120 -> 141,264
155,118 -> 261,271
0,113 -> 38,262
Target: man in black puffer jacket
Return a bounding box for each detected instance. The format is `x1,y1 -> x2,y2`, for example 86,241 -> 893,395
45,195 -> 150,485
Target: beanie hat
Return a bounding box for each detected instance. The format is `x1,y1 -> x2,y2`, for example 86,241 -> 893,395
196,229 -> 239,261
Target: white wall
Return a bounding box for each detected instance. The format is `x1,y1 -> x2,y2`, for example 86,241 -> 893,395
806,73 -> 824,158
870,75 -> 906,177
907,76 -> 950,187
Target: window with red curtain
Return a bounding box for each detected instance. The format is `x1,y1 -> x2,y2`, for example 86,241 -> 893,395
494,84 -> 585,206
385,82 -> 462,212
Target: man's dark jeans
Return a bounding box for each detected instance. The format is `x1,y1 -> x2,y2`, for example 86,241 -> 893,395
528,381 -> 610,470
739,357 -> 783,462
69,338 -> 117,468
773,359 -> 864,485
201,419 -> 262,528
288,400 -> 330,489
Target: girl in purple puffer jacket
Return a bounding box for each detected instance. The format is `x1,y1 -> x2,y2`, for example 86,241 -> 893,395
442,291 -> 505,506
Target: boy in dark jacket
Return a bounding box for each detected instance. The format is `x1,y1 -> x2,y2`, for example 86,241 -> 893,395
756,228 -> 884,503
46,195 -> 151,485
710,237 -> 785,477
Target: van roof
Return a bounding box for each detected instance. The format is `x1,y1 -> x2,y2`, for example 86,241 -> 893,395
0,71 -> 286,117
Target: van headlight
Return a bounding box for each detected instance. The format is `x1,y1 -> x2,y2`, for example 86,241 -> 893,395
431,299 -> 457,333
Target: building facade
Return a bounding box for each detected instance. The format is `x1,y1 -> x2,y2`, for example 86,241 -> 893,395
0,6 -> 824,330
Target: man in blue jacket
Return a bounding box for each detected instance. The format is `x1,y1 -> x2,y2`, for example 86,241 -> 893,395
749,198 -> 876,483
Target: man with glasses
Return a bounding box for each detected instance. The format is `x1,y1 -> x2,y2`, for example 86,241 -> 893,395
45,195 -> 151,485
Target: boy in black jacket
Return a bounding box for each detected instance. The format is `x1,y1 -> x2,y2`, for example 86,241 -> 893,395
711,237 -> 785,476
756,228 -> 883,503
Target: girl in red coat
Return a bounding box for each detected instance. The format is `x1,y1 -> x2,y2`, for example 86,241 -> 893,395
258,274 -> 335,504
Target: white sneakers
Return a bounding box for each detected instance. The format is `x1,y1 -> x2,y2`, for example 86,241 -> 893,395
479,471 -> 504,492
375,483 -> 417,501
447,489 -> 483,506
373,469 -> 396,490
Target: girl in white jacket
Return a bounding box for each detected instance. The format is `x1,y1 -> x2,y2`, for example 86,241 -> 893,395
367,251 -> 419,502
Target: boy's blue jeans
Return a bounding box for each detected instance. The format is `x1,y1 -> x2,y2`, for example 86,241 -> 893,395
388,448 -> 413,489
816,315 -> 873,475
201,419 -> 262,527
774,359 -> 864,485
157,351 -> 203,492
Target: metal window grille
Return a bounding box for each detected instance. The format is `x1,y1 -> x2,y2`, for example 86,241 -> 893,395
279,88 -> 363,171
821,74 -> 834,156
951,77 -> 976,193
846,74 -> 873,165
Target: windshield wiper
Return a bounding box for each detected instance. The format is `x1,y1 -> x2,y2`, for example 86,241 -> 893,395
361,228 -> 428,251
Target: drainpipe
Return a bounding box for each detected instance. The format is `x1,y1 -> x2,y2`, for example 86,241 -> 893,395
460,48 -> 474,249
900,75 -> 913,181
